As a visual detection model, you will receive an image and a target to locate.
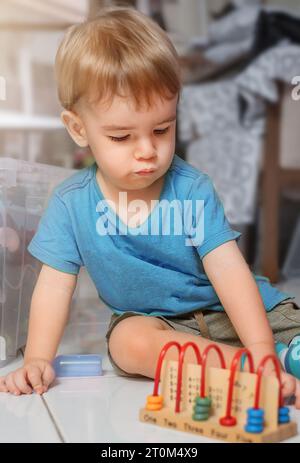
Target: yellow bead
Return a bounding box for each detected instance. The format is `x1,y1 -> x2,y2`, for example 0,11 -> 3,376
146,403 -> 163,411
145,395 -> 163,410
147,395 -> 163,404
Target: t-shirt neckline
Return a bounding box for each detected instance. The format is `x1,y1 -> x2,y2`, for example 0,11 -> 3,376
91,162 -> 170,232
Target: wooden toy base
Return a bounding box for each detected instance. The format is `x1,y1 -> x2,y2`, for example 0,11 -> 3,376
140,407 -> 298,443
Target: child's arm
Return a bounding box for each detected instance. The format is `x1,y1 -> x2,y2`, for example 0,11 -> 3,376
24,264 -> 77,363
202,240 -> 275,360
202,240 -> 300,406
0,264 -> 77,395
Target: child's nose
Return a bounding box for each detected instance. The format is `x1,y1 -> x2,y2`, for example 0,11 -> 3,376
134,142 -> 157,160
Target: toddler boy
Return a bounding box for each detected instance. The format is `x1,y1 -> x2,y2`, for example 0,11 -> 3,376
0,6 -> 300,407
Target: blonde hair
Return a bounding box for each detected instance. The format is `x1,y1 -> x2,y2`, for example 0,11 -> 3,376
55,6 -> 182,111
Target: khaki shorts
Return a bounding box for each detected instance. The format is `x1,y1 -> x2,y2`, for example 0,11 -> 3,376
105,299 -> 300,378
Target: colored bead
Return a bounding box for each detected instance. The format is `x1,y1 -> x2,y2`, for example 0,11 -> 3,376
193,412 -> 209,421
146,403 -> 163,411
246,416 -> 265,425
192,395 -> 211,422
146,395 -> 163,411
278,416 -> 290,424
194,404 -> 210,413
279,407 -> 289,415
194,396 -> 211,406
194,401 -> 211,409
278,406 -> 290,424
147,394 -> 163,404
219,416 -> 237,426
245,424 -> 264,433
244,408 -> 264,434
247,408 -> 264,418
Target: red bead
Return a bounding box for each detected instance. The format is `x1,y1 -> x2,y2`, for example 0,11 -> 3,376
219,416 -> 237,427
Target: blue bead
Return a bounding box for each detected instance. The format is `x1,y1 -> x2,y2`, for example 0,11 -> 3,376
248,417 -> 264,425
247,408 -> 264,418
278,407 -> 290,416
278,407 -> 290,424
245,424 -> 264,434
245,408 -> 265,433
278,416 -> 290,424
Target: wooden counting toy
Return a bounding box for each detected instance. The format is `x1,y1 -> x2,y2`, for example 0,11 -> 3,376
139,341 -> 298,443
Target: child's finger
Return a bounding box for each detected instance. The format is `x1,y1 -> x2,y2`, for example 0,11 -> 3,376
4,373 -> 21,395
13,370 -> 32,394
25,365 -> 44,393
281,373 -> 296,397
0,376 -> 8,392
41,364 -> 55,390
294,380 -> 300,410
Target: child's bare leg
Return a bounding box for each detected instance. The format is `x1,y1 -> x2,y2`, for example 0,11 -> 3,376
108,315 -> 242,379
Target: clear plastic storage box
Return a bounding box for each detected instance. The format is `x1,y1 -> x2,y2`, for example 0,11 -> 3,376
0,157 -> 77,367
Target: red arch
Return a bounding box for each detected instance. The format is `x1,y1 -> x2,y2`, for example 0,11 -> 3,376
153,341 -> 181,397
254,354 -> 283,409
175,342 -> 202,413
200,344 -> 226,398
220,348 -> 255,426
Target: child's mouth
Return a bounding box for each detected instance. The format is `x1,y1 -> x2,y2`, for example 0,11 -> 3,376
135,169 -> 156,175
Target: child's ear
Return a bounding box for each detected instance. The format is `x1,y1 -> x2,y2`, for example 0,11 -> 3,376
61,110 -> 88,147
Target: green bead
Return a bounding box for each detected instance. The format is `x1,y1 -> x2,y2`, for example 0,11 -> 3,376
194,396 -> 211,406
192,413 -> 209,421
194,404 -> 210,413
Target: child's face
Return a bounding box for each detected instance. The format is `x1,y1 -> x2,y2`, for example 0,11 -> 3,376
62,93 -> 178,193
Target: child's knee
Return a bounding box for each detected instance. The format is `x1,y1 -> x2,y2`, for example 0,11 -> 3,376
108,315 -> 170,374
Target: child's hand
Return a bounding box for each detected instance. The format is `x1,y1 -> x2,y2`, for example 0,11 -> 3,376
245,344 -> 300,409
281,371 -> 300,409
0,358 -> 55,395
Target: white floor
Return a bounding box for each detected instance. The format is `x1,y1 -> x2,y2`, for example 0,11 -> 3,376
1,279 -> 300,443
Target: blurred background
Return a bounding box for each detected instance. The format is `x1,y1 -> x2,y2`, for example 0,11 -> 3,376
0,0 -> 300,285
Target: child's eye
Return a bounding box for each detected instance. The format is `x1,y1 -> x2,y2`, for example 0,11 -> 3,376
109,135 -> 130,142
154,127 -> 170,135
108,126 -> 170,142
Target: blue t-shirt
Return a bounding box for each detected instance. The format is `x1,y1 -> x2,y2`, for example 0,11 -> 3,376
28,154 -> 292,316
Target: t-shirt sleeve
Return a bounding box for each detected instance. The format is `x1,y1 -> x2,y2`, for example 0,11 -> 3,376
186,174 -> 242,259
27,192 -> 83,274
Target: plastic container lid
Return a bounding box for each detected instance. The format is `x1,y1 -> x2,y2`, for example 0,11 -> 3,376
53,354 -> 103,377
